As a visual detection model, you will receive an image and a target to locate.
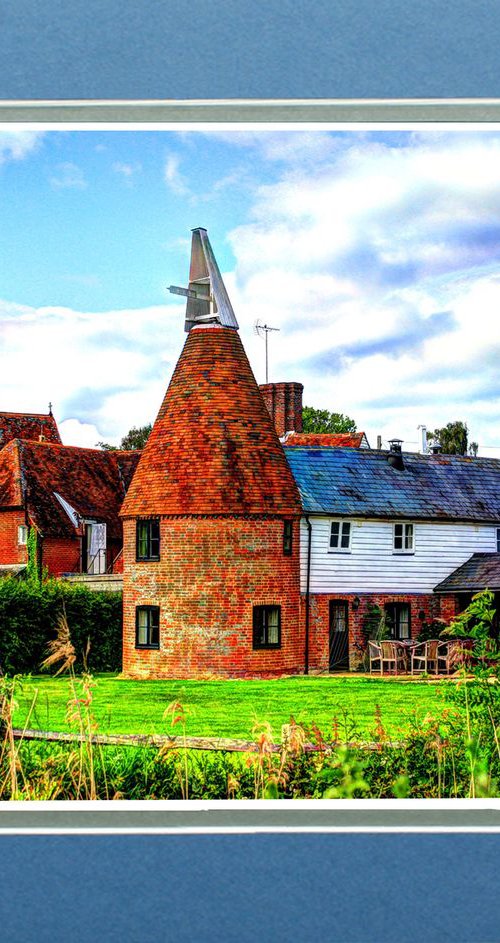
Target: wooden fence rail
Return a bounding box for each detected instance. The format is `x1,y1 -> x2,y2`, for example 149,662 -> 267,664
11,727 -> 405,753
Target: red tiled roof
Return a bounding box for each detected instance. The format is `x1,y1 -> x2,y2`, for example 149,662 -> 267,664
283,432 -> 367,448
0,411 -> 61,447
0,440 -> 24,507
0,440 -> 140,538
121,326 -> 302,517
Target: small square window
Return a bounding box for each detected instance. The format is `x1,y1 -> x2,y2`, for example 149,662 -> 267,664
283,520 -> 293,555
18,525 -> 28,545
136,519 -> 160,561
393,523 -> 414,553
330,520 -> 351,551
253,605 -> 281,649
135,606 -> 160,649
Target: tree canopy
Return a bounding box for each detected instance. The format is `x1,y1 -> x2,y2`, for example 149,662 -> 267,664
428,421 -> 474,456
97,424 -> 152,451
302,407 -> 357,435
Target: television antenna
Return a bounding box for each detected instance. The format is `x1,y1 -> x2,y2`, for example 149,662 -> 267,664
254,319 -> 280,383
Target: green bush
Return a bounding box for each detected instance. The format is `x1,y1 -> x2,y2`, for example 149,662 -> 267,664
0,578 -> 122,674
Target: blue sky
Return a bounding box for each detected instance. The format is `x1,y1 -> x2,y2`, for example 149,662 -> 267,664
2,127 -> 500,456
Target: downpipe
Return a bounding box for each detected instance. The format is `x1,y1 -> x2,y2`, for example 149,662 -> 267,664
304,514 -> 312,675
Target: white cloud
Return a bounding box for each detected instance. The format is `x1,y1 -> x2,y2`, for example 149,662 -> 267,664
227,132 -> 500,456
164,154 -> 190,197
112,161 -> 142,182
0,298 -> 184,446
0,131 -> 44,165
50,162 -> 87,190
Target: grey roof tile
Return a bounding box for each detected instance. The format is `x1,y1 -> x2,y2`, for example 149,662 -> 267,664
284,447 -> 500,523
434,553 -> 500,592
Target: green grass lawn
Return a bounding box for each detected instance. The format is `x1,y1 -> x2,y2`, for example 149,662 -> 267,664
10,673 -> 454,742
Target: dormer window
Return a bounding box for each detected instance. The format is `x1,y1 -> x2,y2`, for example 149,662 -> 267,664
393,522 -> 414,554
136,519 -> 160,561
329,520 -> 351,552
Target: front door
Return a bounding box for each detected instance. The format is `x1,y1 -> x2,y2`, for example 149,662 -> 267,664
329,600 -> 349,671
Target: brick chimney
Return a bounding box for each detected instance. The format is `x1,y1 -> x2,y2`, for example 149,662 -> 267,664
259,382 -> 303,438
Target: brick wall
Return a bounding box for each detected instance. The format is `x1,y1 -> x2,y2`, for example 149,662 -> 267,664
259,382 -> 303,438
122,516 -> 302,678
41,537 -> 81,576
0,510 -> 28,565
307,591 -> 459,671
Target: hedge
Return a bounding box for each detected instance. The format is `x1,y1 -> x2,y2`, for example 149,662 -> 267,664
0,578 -> 122,674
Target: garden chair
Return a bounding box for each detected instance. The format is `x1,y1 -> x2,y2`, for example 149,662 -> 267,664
368,640 -> 382,674
380,640 -> 407,675
411,639 -> 440,675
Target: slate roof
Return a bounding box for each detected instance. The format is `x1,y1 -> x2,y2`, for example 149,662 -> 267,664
0,411 -> 61,447
0,440 -> 140,538
284,447 -> 500,523
121,325 -> 302,518
434,554 -> 500,592
283,432 -> 369,448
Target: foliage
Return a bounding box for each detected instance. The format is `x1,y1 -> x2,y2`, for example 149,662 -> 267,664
119,424 -> 152,450
26,527 -> 41,583
97,424 -> 152,451
428,420 -> 468,455
442,589 -> 498,663
416,618 -> 449,643
302,406 -> 357,435
359,603 -> 390,670
0,578 -> 122,674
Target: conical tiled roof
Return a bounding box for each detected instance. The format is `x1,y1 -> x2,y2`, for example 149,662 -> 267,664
121,325 -> 302,517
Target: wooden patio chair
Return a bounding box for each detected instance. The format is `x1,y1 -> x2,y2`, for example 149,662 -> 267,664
368,640 -> 382,674
380,640 -> 407,675
411,639 -> 440,675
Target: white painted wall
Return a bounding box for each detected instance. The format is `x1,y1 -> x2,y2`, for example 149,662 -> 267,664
299,517 -> 499,594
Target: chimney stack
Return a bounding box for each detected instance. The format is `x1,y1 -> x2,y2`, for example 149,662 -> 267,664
259,382 -> 303,438
387,438 -> 405,471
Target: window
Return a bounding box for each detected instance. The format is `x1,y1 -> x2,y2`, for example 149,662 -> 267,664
253,605 -> 281,649
283,520 -> 293,555
385,603 -> 411,640
17,525 -> 28,545
393,522 -> 414,553
136,519 -> 160,561
497,528 -> 500,553
135,606 -> 160,649
330,520 -> 351,551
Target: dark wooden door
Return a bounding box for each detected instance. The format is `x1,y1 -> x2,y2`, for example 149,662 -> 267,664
329,601 -> 349,671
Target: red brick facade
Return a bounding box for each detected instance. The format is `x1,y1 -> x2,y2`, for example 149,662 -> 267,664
0,510 -> 28,566
123,517 -> 301,678
307,591 -> 461,671
259,382 -> 304,438
41,537 -> 81,576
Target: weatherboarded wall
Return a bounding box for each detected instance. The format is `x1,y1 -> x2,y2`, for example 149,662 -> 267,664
122,517 -> 302,678
300,517 -> 498,594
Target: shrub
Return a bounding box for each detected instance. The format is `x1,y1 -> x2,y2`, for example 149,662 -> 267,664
0,577 -> 122,674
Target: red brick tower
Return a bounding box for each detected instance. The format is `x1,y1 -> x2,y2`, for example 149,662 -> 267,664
121,229 -> 303,678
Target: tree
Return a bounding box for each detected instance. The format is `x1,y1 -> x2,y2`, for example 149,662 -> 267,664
428,421 -> 469,455
302,407 -> 357,435
97,424 -> 152,451
120,424 -> 152,450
